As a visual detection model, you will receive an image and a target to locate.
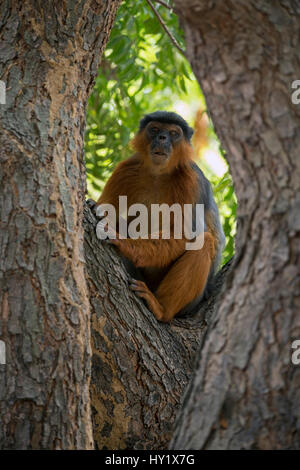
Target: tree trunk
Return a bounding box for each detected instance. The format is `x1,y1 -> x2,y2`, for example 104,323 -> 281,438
84,204 -> 231,449
170,0 -> 300,449
0,0 -> 120,450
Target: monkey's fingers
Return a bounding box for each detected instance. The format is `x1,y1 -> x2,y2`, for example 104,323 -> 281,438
129,279 -> 148,292
129,280 -> 165,321
86,198 -> 97,214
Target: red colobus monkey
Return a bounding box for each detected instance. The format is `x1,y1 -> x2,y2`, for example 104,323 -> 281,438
88,111 -> 225,322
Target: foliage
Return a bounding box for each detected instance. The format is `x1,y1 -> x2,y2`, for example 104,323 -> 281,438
212,170 -> 237,265
85,0 -> 187,192
84,0 -> 236,264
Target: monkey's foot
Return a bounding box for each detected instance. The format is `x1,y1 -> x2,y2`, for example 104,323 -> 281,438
129,279 -> 168,322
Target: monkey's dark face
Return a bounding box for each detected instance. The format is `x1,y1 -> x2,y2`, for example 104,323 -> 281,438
145,121 -> 183,165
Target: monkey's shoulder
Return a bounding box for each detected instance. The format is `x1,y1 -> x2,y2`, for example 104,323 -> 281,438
116,154 -> 141,168
190,162 -> 214,206
112,154 -> 142,177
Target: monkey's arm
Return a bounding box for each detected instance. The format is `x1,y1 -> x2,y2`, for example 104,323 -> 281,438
108,237 -> 186,268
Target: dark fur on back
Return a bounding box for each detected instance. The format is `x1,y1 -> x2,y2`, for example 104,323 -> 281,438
139,111 -> 194,142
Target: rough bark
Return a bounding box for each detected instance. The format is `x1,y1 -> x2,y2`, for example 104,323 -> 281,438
170,0 -> 300,449
0,0 -> 120,449
83,203 -> 231,449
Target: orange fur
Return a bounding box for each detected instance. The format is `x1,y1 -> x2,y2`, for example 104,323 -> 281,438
97,124 -> 219,322
130,232 -> 215,322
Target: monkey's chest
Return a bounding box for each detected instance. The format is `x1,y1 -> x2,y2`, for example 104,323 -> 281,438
126,185 -> 189,208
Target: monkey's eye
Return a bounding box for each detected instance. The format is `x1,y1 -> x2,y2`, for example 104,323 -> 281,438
150,127 -> 160,134
170,130 -> 179,139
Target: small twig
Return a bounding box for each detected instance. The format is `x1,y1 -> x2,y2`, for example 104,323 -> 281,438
145,0 -> 186,57
153,0 -> 173,10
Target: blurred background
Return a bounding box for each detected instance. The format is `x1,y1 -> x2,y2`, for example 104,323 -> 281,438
84,0 -> 236,265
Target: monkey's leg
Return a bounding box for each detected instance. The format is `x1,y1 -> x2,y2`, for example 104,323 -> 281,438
130,232 -> 215,322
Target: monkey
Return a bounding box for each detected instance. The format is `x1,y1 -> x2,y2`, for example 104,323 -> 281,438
87,111 -> 225,323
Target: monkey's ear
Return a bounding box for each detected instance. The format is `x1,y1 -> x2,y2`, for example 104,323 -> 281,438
186,126 -> 194,142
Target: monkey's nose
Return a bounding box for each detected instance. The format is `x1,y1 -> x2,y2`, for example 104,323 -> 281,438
159,134 -> 167,140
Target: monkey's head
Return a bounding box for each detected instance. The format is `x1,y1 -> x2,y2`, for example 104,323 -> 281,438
132,111 -> 194,171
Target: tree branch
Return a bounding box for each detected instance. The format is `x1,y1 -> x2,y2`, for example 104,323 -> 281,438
153,0 -> 173,10
145,0 -> 186,57
83,202 -> 231,449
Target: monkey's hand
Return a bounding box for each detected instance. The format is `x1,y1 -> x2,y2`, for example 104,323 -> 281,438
86,198 -> 98,215
87,200 -> 111,221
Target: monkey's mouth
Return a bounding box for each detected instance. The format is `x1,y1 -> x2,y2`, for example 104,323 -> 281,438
151,152 -> 169,166
154,151 -> 167,157
151,150 -> 169,162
